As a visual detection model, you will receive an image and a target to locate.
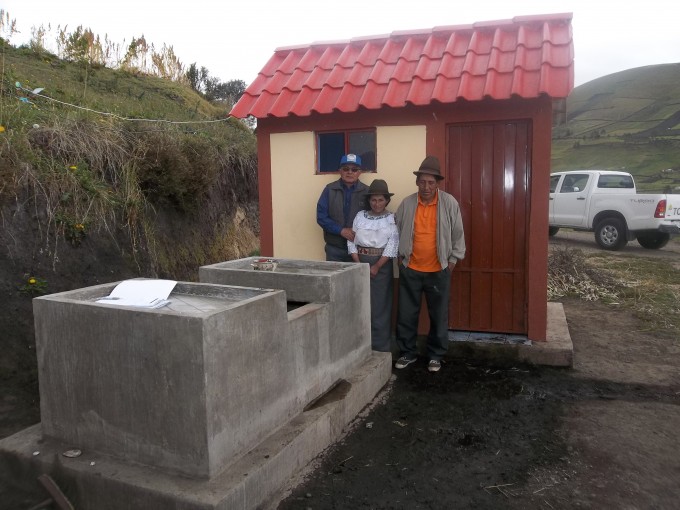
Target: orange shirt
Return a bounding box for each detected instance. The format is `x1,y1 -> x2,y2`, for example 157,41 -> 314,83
408,191 -> 440,272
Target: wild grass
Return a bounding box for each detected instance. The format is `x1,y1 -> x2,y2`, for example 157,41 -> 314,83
0,40 -> 257,274
549,247 -> 680,336
548,247 -> 625,303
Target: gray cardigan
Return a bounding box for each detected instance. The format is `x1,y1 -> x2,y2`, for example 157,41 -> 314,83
395,190 -> 466,269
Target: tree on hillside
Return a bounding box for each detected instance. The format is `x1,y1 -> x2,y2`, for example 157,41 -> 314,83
185,63 -> 246,105
205,79 -> 246,104
57,26 -> 103,66
186,63 -> 209,92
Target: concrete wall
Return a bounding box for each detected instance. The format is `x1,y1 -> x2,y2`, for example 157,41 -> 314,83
199,258 -> 372,397
270,125 -> 426,260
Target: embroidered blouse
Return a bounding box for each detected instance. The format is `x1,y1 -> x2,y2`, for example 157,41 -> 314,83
347,210 -> 399,258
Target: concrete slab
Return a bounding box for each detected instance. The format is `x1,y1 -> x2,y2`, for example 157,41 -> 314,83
443,302 -> 573,367
0,352 -> 393,510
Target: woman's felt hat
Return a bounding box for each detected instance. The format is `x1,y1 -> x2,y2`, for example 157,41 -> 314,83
366,179 -> 394,197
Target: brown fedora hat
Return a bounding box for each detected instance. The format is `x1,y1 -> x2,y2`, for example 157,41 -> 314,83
366,179 -> 394,197
413,155 -> 444,180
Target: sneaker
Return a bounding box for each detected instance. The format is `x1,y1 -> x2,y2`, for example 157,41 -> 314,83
427,360 -> 442,372
395,355 -> 417,369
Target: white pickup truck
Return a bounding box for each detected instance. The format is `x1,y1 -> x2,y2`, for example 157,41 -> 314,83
549,170 -> 680,250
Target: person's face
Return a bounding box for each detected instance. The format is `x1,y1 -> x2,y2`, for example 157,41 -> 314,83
340,164 -> 362,185
416,174 -> 439,202
369,195 -> 388,215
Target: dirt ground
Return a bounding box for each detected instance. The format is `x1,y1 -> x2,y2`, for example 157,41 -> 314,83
277,234 -> 680,510
2,234 -> 679,509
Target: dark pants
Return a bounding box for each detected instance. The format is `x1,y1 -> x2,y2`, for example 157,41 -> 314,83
358,254 -> 393,352
325,243 -> 353,262
396,265 -> 451,361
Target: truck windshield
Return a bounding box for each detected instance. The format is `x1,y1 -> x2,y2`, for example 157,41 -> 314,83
598,175 -> 634,189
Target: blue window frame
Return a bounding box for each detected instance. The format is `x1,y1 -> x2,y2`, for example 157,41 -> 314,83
317,129 -> 376,173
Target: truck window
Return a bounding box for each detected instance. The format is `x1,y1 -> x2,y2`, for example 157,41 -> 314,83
597,175 -> 634,189
560,173 -> 589,193
550,175 -> 560,193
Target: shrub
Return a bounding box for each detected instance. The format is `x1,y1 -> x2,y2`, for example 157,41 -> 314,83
136,130 -> 220,211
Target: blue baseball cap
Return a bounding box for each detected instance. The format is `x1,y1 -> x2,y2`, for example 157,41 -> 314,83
339,153 -> 362,168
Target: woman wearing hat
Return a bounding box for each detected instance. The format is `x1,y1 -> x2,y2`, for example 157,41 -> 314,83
348,179 -> 399,352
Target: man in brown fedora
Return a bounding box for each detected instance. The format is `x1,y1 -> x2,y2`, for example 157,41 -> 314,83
394,156 -> 466,372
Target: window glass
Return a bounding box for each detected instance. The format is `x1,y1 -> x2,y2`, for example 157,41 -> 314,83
318,132 -> 345,172
550,175 -> 561,193
348,131 -> 376,171
317,129 -> 377,173
598,174 -> 634,189
560,174 -> 589,193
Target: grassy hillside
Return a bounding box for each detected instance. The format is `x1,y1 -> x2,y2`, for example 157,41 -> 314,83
2,42 -> 229,120
552,63 -> 680,192
1,42 -> 258,276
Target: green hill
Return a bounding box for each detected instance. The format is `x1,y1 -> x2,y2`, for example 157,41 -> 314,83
552,63 -> 680,192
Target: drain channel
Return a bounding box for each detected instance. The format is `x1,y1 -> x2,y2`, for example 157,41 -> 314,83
303,379 -> 352,412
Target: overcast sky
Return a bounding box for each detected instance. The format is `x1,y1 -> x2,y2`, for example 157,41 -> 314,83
3,0 -> 679,87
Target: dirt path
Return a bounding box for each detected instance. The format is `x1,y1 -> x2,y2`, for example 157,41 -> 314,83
550,229 -> 680,260
277,240 -> 680,509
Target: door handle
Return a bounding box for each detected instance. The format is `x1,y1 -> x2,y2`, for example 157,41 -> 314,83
577,197 -> 585,200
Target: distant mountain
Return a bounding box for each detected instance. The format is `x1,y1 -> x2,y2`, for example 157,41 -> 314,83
551,63 -> 680,192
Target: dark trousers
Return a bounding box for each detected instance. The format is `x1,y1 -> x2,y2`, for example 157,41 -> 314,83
357,254 -> 393,352
325,243 -> 353,262
396,265 -> 451,361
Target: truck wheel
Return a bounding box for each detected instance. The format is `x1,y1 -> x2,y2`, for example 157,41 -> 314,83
549,227 -> 560,237
636,232 -> 670,249
594,218 -> 628,250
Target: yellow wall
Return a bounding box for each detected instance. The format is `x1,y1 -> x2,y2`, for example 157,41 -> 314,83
270,125 -> 426,260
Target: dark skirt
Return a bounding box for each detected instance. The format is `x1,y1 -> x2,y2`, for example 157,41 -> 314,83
357,253 -> 394,352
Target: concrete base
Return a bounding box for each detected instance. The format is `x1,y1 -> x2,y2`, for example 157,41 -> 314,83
443,302 -> 573,367
0,352 -> 392,510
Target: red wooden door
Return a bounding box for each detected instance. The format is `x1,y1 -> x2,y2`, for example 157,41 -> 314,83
446,121 -> 530,334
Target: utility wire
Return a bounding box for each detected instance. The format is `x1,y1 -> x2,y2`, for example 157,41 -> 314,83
12,82 -> 233,125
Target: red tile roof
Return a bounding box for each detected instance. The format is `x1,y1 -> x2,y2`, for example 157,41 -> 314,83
231,13 -> 574,119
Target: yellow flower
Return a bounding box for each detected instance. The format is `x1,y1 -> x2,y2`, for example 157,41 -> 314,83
75,223 -> 84,230
69,165 -> 77,171
0,126 -> 5,133
28,278 -> 36,285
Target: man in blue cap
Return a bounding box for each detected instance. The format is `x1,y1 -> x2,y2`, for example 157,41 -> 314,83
316,153 -> 369,261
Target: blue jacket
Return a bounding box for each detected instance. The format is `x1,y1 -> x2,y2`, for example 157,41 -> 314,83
317,179 -> 368,248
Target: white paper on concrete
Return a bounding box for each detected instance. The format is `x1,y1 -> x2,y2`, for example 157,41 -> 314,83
96,279 -> 177,308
